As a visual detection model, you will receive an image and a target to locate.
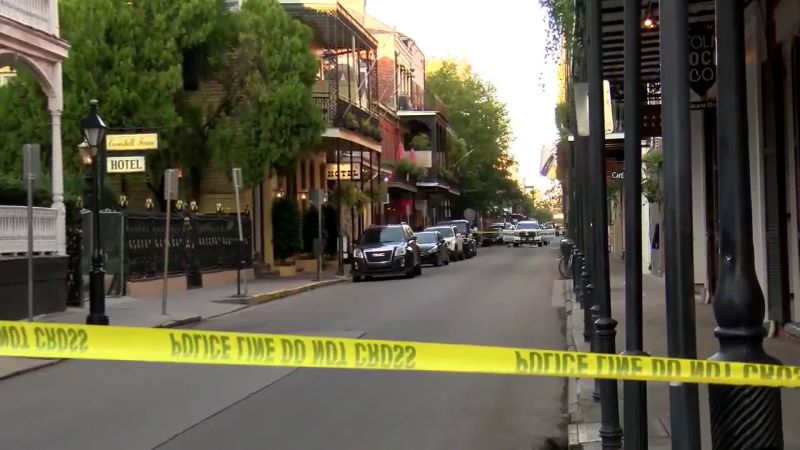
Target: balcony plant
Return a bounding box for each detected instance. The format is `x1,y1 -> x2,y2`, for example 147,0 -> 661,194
410,133 -> 430,151
391,159 -> 424,178
344,112 -> 359,131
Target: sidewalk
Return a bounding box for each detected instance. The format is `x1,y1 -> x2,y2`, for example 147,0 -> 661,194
567,257 -> 800,449
0,269 -> 347,380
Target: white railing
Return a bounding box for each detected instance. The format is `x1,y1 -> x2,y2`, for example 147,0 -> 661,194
0,0 -> 53,34
0,205 -> 58,255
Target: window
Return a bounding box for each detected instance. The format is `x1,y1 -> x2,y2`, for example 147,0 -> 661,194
361,228 -> 405,244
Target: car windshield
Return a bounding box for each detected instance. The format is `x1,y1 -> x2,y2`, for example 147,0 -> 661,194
427,227 -> 454,237
516,222 -> 541,230
439,222 -> 468,233
416,232 -> 437,244
361,227 -> 405,244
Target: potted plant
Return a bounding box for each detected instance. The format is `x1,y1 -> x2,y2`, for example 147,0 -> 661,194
391,159 -> 424,178
297,205 -> 320,273
410,133 -> 430,151
344,112 -> 358,131
272,197 -> 302,277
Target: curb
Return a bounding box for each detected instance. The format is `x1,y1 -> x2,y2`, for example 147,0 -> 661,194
248,278 -> 347,305
156,315 -> 203,328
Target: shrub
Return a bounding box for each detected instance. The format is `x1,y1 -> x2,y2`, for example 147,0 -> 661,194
272,197 -> 302,262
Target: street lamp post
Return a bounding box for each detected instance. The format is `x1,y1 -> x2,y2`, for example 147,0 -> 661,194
82,99 -> 109,326
709,1 -> 783,447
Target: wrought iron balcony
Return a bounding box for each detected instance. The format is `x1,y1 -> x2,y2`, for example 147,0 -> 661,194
313,93 -> 381,140
0,0 -> 57,35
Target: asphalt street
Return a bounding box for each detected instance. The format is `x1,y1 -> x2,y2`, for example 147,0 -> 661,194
0,244 -> 567,450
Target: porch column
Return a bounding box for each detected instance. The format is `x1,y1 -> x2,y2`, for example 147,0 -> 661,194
622,0 -> 647,447
586,0 -> 623,447
660,0 -> 701,447
48,63 -> 66,255
709,1 -> 783,447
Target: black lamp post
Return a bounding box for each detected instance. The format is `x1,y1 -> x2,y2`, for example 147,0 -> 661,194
82,99 -> 109,326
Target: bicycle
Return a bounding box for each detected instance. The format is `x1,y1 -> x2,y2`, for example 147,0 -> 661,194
558,252 -> 574,279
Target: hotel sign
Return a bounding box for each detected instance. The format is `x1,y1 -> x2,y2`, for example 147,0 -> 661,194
106,133 -> 159,151
326,163 -> 361,181
107,156 -> 146,173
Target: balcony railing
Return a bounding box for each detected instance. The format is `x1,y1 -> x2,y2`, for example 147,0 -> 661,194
314,94 -> 381,139
0,0 -> 55,35
0,205 -> 58,255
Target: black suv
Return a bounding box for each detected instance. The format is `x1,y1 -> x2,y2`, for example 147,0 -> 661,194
437,220 -> 477,258
351,224 -> 422,282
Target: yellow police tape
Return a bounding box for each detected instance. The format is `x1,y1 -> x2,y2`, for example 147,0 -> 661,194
1,320 -> 798,388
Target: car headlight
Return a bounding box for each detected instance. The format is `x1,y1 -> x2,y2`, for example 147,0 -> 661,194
354,248 -> 364,258
394,245 -> 407,257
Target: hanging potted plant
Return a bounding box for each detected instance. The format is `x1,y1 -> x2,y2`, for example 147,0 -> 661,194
410,133 -> 430,151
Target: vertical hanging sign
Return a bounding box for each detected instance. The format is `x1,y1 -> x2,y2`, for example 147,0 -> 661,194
688,21 -> 717,99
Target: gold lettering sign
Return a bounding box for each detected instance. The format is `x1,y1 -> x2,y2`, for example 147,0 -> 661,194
106,133 -> 158,151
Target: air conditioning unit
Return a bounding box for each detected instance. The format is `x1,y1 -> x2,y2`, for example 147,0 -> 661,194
398,95 -> 410,110
225,0 -> 242,11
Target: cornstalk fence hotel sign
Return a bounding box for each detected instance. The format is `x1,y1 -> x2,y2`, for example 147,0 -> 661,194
105,132 -> 158,174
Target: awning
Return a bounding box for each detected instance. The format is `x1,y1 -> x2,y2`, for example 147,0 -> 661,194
322,127 -> 381,152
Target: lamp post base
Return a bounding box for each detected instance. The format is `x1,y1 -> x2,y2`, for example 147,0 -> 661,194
86,268 -> 108,325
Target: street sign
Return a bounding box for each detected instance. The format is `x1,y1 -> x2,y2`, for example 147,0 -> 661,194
107,156 -> 146,173
463,208 -> 476,222
22,144 -> 40,188
232,167 -> 243,190
106,133 -> 159,151
688,21 -> 716,98
164,169 -> 179,201
309,189 -> 323,208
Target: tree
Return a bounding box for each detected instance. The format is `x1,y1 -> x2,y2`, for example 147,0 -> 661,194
208,0 -> 323,188
426,59 -> 523,215
0,0 -> 232,203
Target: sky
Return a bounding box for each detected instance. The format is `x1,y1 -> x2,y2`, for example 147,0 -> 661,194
365,0 -> 560,191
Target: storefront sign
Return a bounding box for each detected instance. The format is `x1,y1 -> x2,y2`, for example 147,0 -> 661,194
606,160 -> 624,181
642,104 -> 662,137
106,133 -> 159,151
325,163 -> 361,181
107,156 -> 146,173
689,21 -> 716,98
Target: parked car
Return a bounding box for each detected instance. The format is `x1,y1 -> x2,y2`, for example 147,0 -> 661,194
415,231 -> 450,266
425,225 -> 464,260
514,221 -> 544,247
351,224 -> 421,282
437,220 -> 477,258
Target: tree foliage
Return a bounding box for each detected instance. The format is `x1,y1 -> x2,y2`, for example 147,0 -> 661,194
425,59 -> 520,215
540,0 -> 576,61
208,0 -> 323,187
0,0 -> 321,203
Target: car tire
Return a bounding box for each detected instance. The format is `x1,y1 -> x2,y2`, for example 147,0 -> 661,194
513,243 -> 519,248
353,275 -> 363,283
